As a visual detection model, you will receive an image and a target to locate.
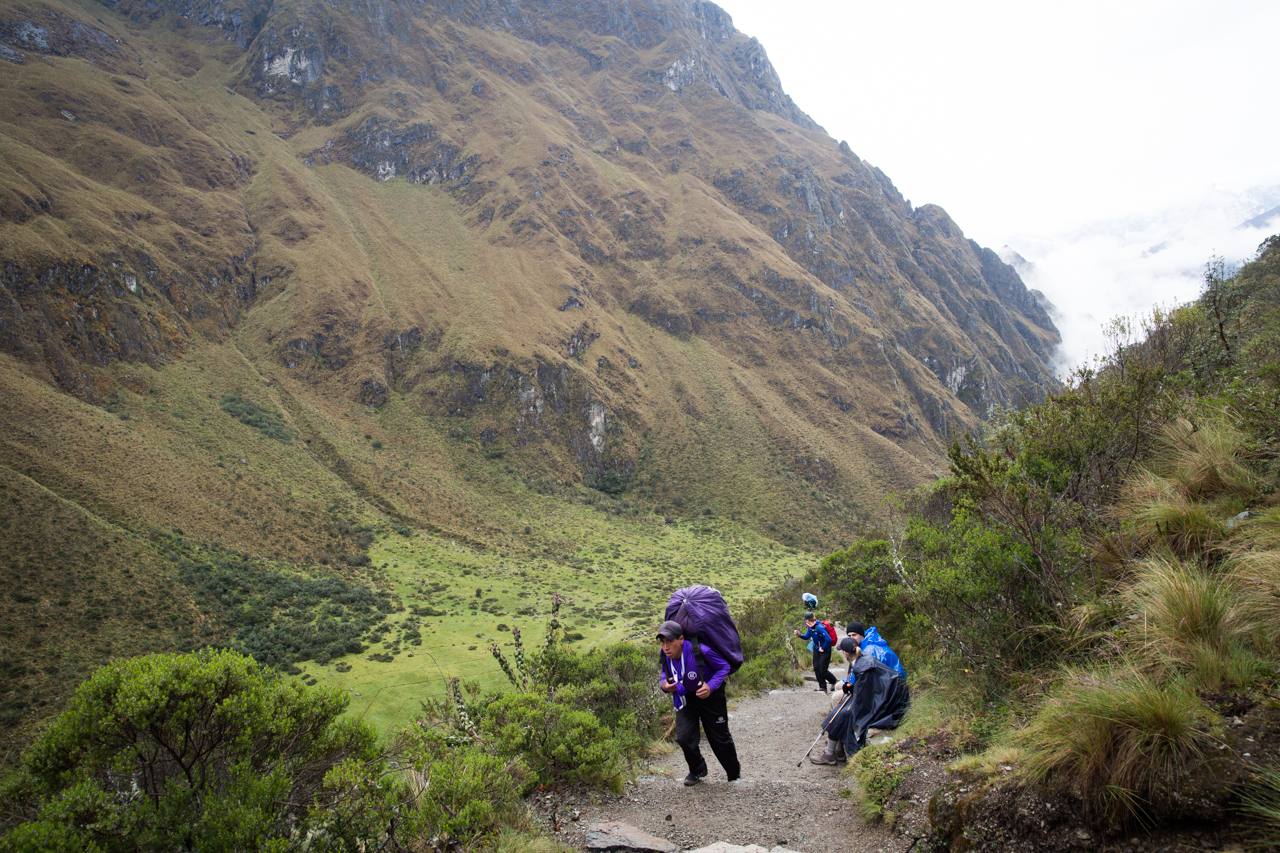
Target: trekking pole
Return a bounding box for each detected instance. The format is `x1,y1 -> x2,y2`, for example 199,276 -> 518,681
797,691 -> 852,767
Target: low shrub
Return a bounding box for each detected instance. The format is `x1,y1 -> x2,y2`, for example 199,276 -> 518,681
481,692 -> 622,791
398,728 -> 527,848
6,650 -> 381,851
734,577 -> 805,691
178,556 -> 391,668
819,539 -> 895,622
850,743 -> 912,825
219,395 -> 292,443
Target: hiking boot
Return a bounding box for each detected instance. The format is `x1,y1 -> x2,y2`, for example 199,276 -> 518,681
810,748 -> 840,765
683,772 -> 706,786
833,744 -> 848,762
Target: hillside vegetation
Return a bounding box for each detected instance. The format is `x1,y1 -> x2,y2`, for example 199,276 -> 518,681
810,238 -> 1280,846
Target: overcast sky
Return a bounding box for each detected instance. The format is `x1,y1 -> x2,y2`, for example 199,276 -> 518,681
714,0 -> 1280,372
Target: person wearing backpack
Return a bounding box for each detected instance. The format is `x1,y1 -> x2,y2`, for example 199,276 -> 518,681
657,620 -> 742,786
794,612 -> 838,693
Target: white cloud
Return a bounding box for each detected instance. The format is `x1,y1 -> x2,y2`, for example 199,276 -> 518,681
1006,185 -> 1280,374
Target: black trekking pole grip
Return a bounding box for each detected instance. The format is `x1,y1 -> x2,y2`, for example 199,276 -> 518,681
797,691 -> 852,767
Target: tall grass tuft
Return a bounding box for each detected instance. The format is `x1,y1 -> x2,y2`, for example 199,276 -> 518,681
1123,554 -> 1260,688
1017,668 -> 1219,827
1226,549 -> 1280,649
1126,555 -> 1248,649
1151,417 -> 1258,501
1120,472 -> 1226,555
1232,505 -> 1280,552
1239,765 -> 1280,845
1118,416 -> 1259,556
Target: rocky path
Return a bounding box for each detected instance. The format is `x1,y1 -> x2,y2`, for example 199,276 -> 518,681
552,686 -> 916,853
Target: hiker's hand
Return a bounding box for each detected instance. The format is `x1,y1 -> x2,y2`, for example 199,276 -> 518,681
842,682 -> 853,694
792,630 -> 799,637
661,678 -> 677,693
695,682 -> 711,699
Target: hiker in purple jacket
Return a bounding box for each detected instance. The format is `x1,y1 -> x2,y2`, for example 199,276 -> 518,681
657,620 -> 741,786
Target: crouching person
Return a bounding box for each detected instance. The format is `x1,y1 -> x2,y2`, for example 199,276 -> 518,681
811,638 -> 910,765
657,620 -> 742,785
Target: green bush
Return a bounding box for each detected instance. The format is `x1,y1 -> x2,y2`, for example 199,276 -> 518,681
820,539 -> 895,622
481,692 -> 622,791
535,642 -> 667,745
733,578 -> 804,691
850,743 -> 912,824
6,650 -> 381,852
178,556 -> 391,668
398,728 -> 526,847
892,501 -> 1045,671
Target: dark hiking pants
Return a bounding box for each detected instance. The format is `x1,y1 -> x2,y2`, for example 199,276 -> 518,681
674,686 -> 741,780
813,648 -> 837,691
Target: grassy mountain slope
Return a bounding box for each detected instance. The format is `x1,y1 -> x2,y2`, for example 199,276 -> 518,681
0,0 -> 1059,732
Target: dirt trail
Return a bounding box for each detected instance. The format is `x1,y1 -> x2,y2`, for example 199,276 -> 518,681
553,686 -> 916,853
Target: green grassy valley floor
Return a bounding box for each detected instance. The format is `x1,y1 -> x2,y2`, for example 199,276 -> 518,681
0,341 -> 819,737
300,512 -> 810,732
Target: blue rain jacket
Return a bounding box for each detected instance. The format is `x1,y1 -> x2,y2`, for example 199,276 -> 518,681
859,626 -> 906,679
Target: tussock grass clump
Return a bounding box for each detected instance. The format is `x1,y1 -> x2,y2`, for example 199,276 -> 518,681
1232,504 -> 1280,551
1152,417 -> 1259,501
1239,765 -> 1280,845
1118,416 -> 1258,555
1017,669 -> 1219,827
949,744 -> 1029,778
1226,549 -> 1280,647
1121,472 -> 1227,555
1124,555 -> 1249,651
1122,554 -> 1266,689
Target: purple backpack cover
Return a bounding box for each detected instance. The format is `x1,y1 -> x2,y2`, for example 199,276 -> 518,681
665,585 -> 744,675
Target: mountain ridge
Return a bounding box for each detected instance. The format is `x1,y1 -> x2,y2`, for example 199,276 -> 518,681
0,0 -> 1058,726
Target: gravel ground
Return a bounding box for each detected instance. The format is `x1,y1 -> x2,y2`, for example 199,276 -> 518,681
552,686 -> 915,853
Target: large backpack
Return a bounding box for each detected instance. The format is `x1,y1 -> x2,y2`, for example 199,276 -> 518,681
821,620 -> 838,644
664,585 -> 744,675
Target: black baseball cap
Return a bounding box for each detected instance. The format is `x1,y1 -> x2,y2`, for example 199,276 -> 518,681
656,620 -> 685,640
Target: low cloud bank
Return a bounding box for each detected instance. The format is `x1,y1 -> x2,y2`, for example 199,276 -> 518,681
1002,185 -> 1280,377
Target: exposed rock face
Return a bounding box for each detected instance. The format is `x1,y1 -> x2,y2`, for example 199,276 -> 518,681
0,0 -> 1059,514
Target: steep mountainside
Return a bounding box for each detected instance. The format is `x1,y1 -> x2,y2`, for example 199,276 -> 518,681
0,0 -> 1058,725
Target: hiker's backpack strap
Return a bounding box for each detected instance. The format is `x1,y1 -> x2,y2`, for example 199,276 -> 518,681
690,637 -> 709,680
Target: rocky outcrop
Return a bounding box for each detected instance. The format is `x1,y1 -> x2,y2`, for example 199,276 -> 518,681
303,117 -> 480,185
0,252 -> 257,401
112,0 -> 269,48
